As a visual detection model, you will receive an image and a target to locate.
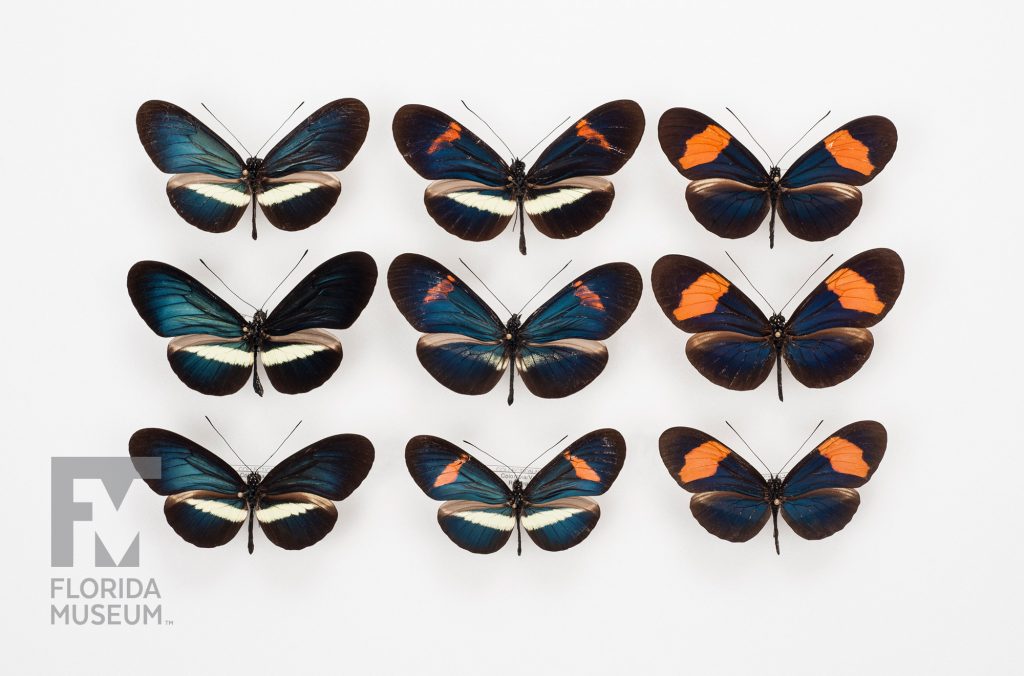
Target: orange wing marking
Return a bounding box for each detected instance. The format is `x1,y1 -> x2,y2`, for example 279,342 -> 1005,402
823,129 -> 874,175
424,275 -> 456,303
679,125 -> 731,170
825,268 -> 884,314
563,451 -> 600,482
575,119 -> 611,149
573,280 -> 605,311
678,441 -> 731,483
428,121 -> 462,154
673,272 -> 730,321
434,453 -> 469,487
817,436 -> 869,477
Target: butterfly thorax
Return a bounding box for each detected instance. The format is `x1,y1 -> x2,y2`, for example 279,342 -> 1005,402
768,313 -> 787,346
510,478 -> 525,513
767,166 -> 782,198
241,157 -> 265,191
504,314 -> 523,353
508,159 -> 528,200
765,476 -> 784,506
242,310 -> 268,352
242,472 -> 262,505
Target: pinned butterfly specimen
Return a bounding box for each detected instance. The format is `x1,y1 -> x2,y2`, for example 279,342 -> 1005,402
129,424 -> 373,553
137,98 -> 369,239
659,421 -> 886,554
406,429 -> 625,555
127,251 -> 377,396
387,253 -> 642,404
651,248 -> 904,401
392,100 -> 645,255
657,109 -> 897,247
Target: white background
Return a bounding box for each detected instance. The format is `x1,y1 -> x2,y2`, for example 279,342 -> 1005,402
3,1 -> 1019,673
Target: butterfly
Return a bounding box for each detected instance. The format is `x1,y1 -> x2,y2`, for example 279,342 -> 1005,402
387,253 -> 642,404
651,248 -> 904,401
406,429 -> 625,555
136,98 -> 369,239
657,109 -> 897,247
659,421 -> 886,554
392,100 -> 645,255
127,252 -> 377,396
129,426 -> 374,553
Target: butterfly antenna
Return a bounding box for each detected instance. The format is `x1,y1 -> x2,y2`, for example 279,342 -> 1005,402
255,421 -> 303,473
776,110 -> 832,166
462,440 -> 515,476
777,420 -> 824,476
516,434 -> 569,481
725,107 -> 774,166
779,254 -> 834,315
260,250 -> 309,310
517,260 -> 572,315
459,258 -> 513,316
725,252 -> 776,314
199,259 -> 258,313
205,416 -> 252,473
521,115 -> 572,161
201,103 -> 252,156
725,421 -> 773,476
460,100 -> 514,158
254,101 -> 305,158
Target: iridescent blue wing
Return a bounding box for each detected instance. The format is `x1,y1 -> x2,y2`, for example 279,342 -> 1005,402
524,429 -> 626,503
128,428 -> 247,549
261,98 -> 370,176
405,436 -> 512,503
127,261 -> 246,338
437,501 -> 515,554
137,101 -> 250,233
522,498 -> 601,552
255,434 -> 374,550
528,100 -> 645,185
516,263 -> 641,399
659,427 -> 770,544
392,105 -> 509,184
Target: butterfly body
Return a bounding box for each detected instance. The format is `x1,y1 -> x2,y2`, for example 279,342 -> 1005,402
130,429 -> 374,554
658,109 -> 897,247
393,100 -> 645,254
388,254 -> 642,404
407,430 -> 626,555
660,422 -> 886,554
651,248 -> 904,400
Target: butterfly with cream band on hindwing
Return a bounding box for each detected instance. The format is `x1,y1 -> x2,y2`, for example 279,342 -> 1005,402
406,429 -> 626,555
392,100 -> 645,254
137,98 -> 369,239
651,248 -> 904,401
127,251 -> 377,397
387,253 -> 642,405
659,421 -> 886,554
129,422 -> 374,554
658,108 -> 897,247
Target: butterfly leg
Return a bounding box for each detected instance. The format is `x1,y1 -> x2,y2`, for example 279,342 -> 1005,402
507,365 -> 515,406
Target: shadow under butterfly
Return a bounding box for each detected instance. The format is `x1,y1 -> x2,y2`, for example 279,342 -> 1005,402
657,108 -> 897,247
129,422 -> 374,554
392,100 -> 645,254
137,98 -> 369,239
651,248 -> 904,401
406,429 -> 626,555
659,421 -> 886,554
387,253 -> 642,405
127,251 -> 377,396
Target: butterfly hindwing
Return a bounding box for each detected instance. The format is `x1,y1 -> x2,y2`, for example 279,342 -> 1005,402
424,180 -> 516,241
167,335 -> 254,396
